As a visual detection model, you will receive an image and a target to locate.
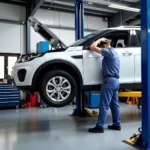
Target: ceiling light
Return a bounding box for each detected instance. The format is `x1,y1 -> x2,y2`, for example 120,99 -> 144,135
108,3 -> 140,12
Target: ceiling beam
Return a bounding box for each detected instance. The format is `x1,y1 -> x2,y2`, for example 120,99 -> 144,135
45,24 -> 96,32
108,1 -> 140,27
0,18 -> 25,25
30,0 -> 45,16
41,6 -> 108,18
46,0 -> 138,9
0,0 -> 28,6
107,0 -> 138,6
129,19 -> 141,26
123,12 -> 140,23
44,0 -> 117,13
42,2 -> 113,16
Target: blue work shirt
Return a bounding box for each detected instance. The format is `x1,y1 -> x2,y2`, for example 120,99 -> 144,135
101,48 -> 120,78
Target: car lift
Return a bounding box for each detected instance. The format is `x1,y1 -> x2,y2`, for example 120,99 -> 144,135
71,0 -> 90,118
122,0 -> 150,149
71,0 -> 142,119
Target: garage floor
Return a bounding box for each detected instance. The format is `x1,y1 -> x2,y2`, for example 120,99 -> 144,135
0,103 -> 140,150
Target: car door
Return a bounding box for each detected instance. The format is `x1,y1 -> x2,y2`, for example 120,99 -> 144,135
83,30 -> 135,85
106,30 -> 135,84
134,30 -> 141,83
83,49 -> 103,85
82,31 -> 109,85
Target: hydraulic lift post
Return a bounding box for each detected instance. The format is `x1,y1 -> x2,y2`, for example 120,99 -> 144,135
141,0 -> 150,149
75,0 -> 84,40
123,1 -> 150,149
72,0 -> 89,117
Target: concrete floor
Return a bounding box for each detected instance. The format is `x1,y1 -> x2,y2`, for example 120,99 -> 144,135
0,103 -> 141,150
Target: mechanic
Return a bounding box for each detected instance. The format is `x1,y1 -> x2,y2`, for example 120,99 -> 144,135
89,38 -> 121,133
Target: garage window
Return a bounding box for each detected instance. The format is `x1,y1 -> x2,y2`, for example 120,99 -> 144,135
0,54 -> 19,79
0,56 -> 4,79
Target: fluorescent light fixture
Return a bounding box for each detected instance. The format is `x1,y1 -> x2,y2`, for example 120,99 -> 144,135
108,3 -> 140,12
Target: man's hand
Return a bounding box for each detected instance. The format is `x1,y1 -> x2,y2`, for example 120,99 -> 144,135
100,38 -> 107,42
95,38 -> 105,43
90,38 -> 105,54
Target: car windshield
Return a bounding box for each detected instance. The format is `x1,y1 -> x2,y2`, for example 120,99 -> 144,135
69,30 -> 105,47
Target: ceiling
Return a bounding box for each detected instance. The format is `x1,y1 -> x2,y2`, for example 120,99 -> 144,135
0,0 -> 140,25
43,0 -> 140,17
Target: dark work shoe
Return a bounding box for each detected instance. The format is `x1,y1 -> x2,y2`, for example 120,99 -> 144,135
88,127 -> 104,133
108,125 -> 121,131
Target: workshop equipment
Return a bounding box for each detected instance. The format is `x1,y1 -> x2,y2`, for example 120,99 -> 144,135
85,91 -> 141,108
118,91 -> 141,97
119,91 -> 141,108
37,41 -> 50,54
29,92 -> 37,107
84,91 -> 100,108
0,84 -> 20,108
82,91 -> 142,117
71,0 -> 90,118
123,128 -> 147,150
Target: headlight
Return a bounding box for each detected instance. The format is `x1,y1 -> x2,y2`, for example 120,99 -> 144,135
17,53 -> 44,63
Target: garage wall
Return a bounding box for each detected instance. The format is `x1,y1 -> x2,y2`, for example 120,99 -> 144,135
0,23 -> 26,54
30,9 -> 108,52
0,3 -> 108,54
0,3 -> 26,54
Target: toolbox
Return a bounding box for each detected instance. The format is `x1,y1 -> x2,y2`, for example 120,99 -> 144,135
0,84 -> 20,107
84,91 -> 101,108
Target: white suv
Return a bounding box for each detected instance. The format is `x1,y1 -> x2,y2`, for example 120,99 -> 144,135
12,17 -> 141,107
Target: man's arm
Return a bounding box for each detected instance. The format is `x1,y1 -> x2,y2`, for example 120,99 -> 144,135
90,38 -> 106,54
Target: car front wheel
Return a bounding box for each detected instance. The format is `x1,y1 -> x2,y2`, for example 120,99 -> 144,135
39,70 -> 77,107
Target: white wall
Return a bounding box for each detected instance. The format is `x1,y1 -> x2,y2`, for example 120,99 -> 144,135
0,23 -> 25,54
0,3 -> 26,54
0,3 -> 26,21
34,9 -> 108,30
30,9 -> 108,52
0,3 -> 108,54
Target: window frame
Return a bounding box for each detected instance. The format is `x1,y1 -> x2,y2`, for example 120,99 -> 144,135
0,53 -> 19,79
82,29 -> 140,50
136,30 -> 141,47
102,30 -> 131,48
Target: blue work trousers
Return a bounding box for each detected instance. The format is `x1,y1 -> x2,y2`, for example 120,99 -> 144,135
96,77 -> 121,128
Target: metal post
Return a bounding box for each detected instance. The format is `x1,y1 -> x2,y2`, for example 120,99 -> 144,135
72,0 -> 88,118
141,0 -> 150,149
26,5 -> 31,54
26,20 -> 31,54
75,0 -> 84,40
81,0 -> 84,38
79,3 -> 81,38
75,1 -> 79,40
127,0 -> 150,149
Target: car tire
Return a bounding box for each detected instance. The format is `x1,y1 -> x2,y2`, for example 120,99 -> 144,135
39,70 -> 77,107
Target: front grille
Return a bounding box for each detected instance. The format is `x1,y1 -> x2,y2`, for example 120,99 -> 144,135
18,69 -> 26,82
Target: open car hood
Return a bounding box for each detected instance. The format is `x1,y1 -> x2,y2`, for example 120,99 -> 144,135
29,17 -> 67,50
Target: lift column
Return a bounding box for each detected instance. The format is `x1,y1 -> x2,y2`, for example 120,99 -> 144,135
141,0 -> 150,149
72,0 -> 89,117
75,0 -> 84,40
